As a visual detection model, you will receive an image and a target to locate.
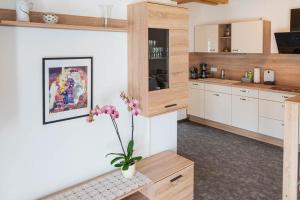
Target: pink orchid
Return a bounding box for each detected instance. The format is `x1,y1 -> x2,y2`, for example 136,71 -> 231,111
101,105 -> 116,115
111,110 -> 120,119
131,108 -> 141,116
129,99 -> 139,109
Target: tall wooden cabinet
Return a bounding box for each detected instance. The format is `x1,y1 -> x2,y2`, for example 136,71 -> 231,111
128,2 -> 189,116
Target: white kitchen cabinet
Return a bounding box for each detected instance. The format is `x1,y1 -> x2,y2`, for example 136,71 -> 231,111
232,96 -> 259,132
188,87 -> 205,118
205,91 -> 231,125
231,20 -> 269,54
195,24 -> 219,53
259,99 -> 285,121
259,117 -> 284,139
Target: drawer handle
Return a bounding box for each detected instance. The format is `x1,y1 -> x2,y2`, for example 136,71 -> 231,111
170,175 -> 183,183
281,123 -> 285,126
193,83 -> 199,86
240,90 -> 249,93
240,98 -> 247,101
165,104 -> 177,108
282,96 -> 289,99
214,94 -> 220,96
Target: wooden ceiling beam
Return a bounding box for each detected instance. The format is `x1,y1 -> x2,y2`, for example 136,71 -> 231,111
177,0 -> 228,5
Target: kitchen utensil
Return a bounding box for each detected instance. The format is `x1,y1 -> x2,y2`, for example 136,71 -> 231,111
264,70 -> 275,85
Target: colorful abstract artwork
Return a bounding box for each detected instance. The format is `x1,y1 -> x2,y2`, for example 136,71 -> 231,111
43,57 -> 93,124
49,66 -> 88,113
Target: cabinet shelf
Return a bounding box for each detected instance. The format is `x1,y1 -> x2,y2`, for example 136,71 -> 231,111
149,57 -> 168,60
220,36 -> 231,39
0,20 -> 128,32
0,9 -> 128,32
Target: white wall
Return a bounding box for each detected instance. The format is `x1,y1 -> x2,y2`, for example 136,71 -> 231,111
0,1 -> 176,199
185,0 -> 300,53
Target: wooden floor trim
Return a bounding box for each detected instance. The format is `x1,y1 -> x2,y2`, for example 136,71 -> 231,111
188,115 -> 284,147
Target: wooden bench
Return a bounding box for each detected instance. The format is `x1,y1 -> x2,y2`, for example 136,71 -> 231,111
42,151 -> 194,200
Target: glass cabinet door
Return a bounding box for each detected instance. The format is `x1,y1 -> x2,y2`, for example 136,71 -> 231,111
148,28 -> 169,91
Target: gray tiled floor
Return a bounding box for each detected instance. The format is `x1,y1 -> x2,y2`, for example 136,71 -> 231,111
178,121 -> 284,200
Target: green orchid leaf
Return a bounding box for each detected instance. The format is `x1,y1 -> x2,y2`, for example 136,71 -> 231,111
114,162 -> 124,168
105,153 -> 125,157
132,156 -> 142,161
110,157 -> 125,165
122,163 -> 129,171
127,140 -> 134,158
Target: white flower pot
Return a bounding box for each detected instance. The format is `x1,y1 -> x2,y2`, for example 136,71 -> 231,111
121,163 -> 136,179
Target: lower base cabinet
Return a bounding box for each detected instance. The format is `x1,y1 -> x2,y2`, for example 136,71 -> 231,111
205,91 -> 231,125
259,117 -> 284,139
232,95 -> 259,132
138,151 -> 194,200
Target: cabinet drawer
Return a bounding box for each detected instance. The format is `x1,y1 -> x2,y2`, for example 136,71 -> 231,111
232,87 -> 258,98
189,82 -> 204,90
259,117 -> 284,139
232,96 -> 258,132
149,87 -> 188,116
147,3 -> 188,29
205,83 -> 232,94
259,91 -> 295,102
259,99 -> 284,121
143,165 -> 194,200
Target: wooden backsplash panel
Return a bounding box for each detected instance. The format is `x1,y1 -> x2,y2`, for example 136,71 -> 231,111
190,53 -> 300,87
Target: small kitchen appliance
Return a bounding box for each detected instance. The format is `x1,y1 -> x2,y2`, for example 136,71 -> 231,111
200,63 -> 208,79
264,70 -> 275,85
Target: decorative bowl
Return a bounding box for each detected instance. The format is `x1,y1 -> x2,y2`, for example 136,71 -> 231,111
42,13 -> 59,24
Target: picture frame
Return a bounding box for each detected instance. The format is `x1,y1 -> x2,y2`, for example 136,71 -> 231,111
43,57 -> 93,124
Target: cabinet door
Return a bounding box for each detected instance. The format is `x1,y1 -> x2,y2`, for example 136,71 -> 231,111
231,20 -> 263,53
205,91 -> 231,125
259,117 -> 284,139
232,96 -> 258,132
195,25 -> 219,53
169,29 -> 189,88
188,88 -> 204,118
147,3 -> 189,29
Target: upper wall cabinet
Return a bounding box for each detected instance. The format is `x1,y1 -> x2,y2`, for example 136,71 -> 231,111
128,2 -> 189,117
194,20 -> 271,54
195,25 -> 219,53
231,20 -> 271,54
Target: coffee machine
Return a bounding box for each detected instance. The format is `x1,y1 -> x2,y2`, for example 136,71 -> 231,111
200,63 -> 208,79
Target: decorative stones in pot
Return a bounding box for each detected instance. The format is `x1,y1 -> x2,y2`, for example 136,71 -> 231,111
42,13 -> 59,24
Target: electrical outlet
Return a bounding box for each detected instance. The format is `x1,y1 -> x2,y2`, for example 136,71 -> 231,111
211,67 -> 217,72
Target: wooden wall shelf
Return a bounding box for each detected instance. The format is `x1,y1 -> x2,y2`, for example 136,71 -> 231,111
0,9 -> 128,32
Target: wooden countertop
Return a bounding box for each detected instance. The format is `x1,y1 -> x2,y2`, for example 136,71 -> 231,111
190,78 -> 300,95
137,151 -> 194,183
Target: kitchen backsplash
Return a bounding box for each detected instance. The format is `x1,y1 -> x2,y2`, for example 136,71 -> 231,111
190,53 -> 300,87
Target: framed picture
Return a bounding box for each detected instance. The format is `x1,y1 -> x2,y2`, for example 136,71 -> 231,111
43,57 -> 93,124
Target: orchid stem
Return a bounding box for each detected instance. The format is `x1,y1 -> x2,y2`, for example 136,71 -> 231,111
110,116 -> 126,156
131,115 -> 134,142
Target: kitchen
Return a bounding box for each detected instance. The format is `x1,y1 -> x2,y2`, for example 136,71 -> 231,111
180,0 -> 300,199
